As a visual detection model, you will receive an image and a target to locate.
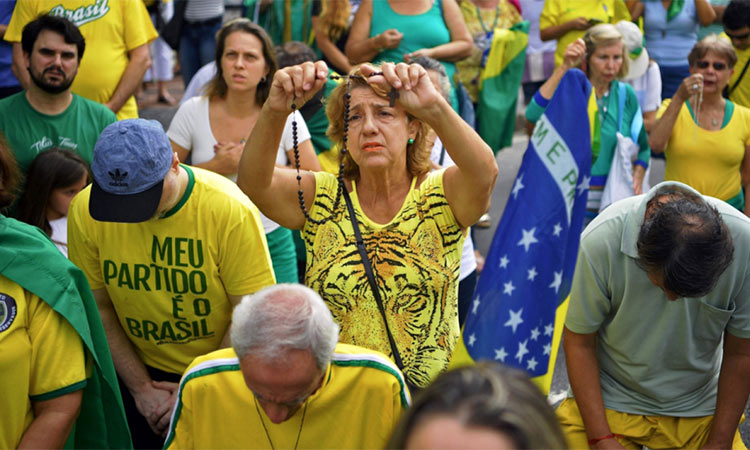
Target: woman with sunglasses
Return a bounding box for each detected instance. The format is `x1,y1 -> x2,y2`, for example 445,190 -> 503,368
650,36 -> 750,215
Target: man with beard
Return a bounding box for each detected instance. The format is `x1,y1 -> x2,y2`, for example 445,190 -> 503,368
0,15 -> 115,176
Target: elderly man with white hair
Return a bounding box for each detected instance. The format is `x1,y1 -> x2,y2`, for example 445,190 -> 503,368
163,283 -> 410,449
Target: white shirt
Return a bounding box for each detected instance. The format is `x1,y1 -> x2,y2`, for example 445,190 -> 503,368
429,137 -> 477,280
49,216 -> 68,258
167,96 -> 312,233
625,61 -> 663,113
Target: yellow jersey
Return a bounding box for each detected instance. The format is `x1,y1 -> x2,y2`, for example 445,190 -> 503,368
5,0 -> 158,120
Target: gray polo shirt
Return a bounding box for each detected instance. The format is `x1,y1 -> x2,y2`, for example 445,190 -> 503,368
566,181 -> 750,416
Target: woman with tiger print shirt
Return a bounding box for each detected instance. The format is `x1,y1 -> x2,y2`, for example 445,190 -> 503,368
237,60 -> 498,389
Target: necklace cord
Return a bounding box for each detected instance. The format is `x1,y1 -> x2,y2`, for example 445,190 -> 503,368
254,396 -> 309,450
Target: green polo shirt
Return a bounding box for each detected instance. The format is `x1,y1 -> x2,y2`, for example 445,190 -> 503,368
566,181 -> 750,416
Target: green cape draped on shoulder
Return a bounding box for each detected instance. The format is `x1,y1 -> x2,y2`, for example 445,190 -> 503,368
0,215 -> 132,449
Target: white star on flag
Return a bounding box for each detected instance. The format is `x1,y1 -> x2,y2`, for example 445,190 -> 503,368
577,175 -> 591,196
517,227 -> 539,252
499,254 -> 509,269
468,333 -> 477,346
543,343 -> 552,355
515,339 -> 529,362
527,266 -> 538,281
511,174 -> 525,199
504,308 -> 524,333
526,357 -> 538,371
549,270 -> 562,293
553,223 -> 562,236
503,281 -> 516,296
494,348 -> 508,362
472,296 -> 480,315
530,327 -> 540,341
544,323 -> 554,336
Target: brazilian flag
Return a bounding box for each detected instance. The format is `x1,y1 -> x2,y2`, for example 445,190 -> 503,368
450,70 -> 592,395
478,21 -> 529,154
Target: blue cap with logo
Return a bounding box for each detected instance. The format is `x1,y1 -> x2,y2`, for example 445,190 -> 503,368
89,119 -> 173,223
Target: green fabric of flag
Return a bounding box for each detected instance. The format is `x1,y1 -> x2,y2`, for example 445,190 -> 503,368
0,216 -> 132,449
478,21 -> 529,154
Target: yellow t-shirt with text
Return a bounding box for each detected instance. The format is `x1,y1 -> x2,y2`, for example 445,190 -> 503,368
5,0 -> 157,120
0,275 -> 86,449
68,166 -> 276,374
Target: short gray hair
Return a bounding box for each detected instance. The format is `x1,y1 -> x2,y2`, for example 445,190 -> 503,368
231,284 -> 340,369
410,55 -> 451,100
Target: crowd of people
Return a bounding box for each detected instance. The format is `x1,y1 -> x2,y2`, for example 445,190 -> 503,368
1,0 -> 750,449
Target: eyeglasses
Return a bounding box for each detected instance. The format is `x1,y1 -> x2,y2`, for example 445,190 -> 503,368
695,60 -> 728,70
726,31 -> 750,41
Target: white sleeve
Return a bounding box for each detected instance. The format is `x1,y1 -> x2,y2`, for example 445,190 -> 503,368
276,111 -> 312,166
643,62 -> 662,113
167,97 -> 201,150
429,136 -> 455,168
180,62 -> 217,105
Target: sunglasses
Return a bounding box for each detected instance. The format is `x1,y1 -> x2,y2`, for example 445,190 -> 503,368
695,61 -> 728,70
726,31 -> 750,41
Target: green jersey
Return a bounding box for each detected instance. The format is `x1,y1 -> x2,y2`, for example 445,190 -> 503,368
0,92 -> 116,174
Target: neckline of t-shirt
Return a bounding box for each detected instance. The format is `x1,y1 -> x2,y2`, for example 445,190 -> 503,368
384,0 -> 436,17
685,99 -> 733,130
350,175 -> 418,227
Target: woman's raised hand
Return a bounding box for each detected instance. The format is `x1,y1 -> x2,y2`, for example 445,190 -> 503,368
675,73 -> 704,103
267,61 -> 329,113
562,38 -> 586,70
360,62 -> 444,117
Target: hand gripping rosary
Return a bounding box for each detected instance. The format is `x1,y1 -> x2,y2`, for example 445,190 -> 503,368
289,72 -> 395,225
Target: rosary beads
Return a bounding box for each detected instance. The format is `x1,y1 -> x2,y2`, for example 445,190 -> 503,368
291,72 -> 391,225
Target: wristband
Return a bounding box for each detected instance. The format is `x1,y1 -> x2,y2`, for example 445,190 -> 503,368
587,434 -> 617,446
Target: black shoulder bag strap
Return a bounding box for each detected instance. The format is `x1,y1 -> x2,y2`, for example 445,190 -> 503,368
726,57 -> 750,97
342,185 -> 417,391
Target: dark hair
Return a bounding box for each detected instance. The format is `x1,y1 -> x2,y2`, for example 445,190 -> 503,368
388,363 -> 568,449
21,14 -> 85,60
205,18 -> 277,105
0,134 -> 21,209
16,149 -> 90,236
688,35 -> 738,68
276,41 -> 317,68
723,0 -> 750,32
636,186 -> 734,298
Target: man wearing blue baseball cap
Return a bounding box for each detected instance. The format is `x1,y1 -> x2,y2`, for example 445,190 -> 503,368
68,118 -> 276,449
